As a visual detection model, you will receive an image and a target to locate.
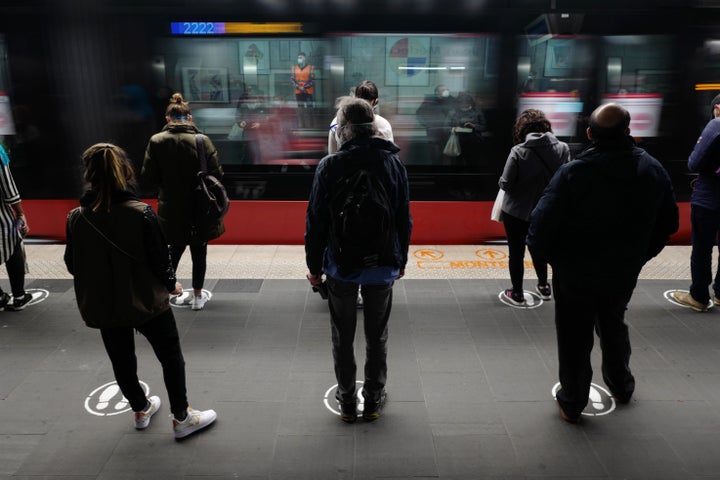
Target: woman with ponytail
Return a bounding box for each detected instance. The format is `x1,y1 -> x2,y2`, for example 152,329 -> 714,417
64,143 -> 217,439
142,93 -> 225,311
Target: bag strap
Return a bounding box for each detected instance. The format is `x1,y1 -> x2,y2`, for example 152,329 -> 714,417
78,208 -> 139,262
195,134 -> 208,174
529,147 -> 556,178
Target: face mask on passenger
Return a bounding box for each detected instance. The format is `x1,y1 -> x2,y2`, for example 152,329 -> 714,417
441,90 -> 450,98
297,57 -> 305,65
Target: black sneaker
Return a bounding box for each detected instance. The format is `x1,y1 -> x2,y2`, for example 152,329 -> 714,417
362,391 -> 387,422
536,284 -> 552,300
338,401 -> 357,424
0,292 -> 9,310
503,288 -> 526,306
7,293 -> 32,311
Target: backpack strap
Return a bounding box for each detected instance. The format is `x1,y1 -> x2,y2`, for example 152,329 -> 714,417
78,207 -> 139,262
195,134 -> 208,174
529,146 -> 556,179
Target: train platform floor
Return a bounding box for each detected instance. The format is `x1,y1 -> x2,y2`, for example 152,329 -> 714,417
2,244 -> 720,479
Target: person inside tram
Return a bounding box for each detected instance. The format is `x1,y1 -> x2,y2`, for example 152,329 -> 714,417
444,92 -> 488,165
229,85 -> 273,163
416,84 -> 457,158
328,79 -> 394,154
291,52 -> 315,128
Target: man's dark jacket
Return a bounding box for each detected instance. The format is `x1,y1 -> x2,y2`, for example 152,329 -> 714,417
305,136 -> 412,276
527,137 -> 679,291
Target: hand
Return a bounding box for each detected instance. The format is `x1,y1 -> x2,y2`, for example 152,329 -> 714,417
464,122 -> 475,129
397,268 -> 405,280
170,282 -> 183,295
16,215 -> 29,236
306,272 -> 323,287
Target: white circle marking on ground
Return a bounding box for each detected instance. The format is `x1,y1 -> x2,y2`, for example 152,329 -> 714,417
170,289 -> 212,308
551,382 -> 617,417
497,290 -> 543,309
22,288 -> 49,307
323,381 -> 365,416
664,289 -> 713,310
85,380 -> 149,417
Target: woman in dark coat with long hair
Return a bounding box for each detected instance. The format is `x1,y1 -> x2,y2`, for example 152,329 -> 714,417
142,93 -> 225,310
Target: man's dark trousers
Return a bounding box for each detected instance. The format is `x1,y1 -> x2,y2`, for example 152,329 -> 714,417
553,271 -> 636,418
326,276 -> 393,405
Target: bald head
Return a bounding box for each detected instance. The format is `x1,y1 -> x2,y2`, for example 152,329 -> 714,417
587,103 -> 631,142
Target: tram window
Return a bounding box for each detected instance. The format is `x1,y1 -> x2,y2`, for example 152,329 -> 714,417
600,36 -> 676,139
516,36 -> 593,142
152,34 -> 500,171
0,35 -> 16,138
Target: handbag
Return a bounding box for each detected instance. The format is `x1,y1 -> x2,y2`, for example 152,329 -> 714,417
194,134 -> 230,224
442,129 -> 461,157
490,189 -> 505,222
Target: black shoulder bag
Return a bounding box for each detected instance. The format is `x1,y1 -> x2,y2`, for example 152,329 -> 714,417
194,134 -> 229,225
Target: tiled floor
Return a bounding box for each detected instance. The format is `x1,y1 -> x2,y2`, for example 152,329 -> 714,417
1,244 -> 719,479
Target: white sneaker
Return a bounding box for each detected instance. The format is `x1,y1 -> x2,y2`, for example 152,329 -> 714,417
190,292 -> 209,311
134,395 -> 161,430
172,407 -> 217,439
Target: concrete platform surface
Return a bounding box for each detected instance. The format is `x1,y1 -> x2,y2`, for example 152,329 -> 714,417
1,244 -> 719,479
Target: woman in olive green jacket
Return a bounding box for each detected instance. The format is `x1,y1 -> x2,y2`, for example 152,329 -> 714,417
142,93 -> 225,310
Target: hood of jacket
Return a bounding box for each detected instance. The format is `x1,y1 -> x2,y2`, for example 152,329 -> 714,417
162,122 -> 200,134
338,136 -> 400,155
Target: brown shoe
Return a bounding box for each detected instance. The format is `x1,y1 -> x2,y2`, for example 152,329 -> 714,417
671,291 -> 709,312
557,402 -> 580,424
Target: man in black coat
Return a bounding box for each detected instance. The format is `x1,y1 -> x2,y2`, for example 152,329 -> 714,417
527,103 -> 679,422
305,97 -> 412,423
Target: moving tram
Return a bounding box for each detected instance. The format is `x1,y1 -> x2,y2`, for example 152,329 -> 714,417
0,1 -> 718,243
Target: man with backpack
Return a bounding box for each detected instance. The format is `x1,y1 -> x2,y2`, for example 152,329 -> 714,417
305,97 -> 412,423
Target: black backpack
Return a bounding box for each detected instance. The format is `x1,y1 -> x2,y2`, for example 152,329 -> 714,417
329,156 -> 396,274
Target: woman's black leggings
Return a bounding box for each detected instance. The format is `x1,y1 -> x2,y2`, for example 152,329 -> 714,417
502,211 -> 548,293
169,243 -> 207,291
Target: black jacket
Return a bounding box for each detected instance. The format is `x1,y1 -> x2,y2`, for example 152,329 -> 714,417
142,123 -> 225,243
527,137 -> 679,291
64,190 -> 177,328
305,137 -> 412,275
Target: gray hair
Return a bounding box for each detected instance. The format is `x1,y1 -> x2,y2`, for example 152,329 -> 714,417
336,97 -> 377,141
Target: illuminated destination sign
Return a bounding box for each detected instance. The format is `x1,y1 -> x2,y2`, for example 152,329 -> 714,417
170,22 -> 303,35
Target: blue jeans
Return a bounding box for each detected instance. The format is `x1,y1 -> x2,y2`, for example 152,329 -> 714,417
689,204 -> 720,303
326,276 -> 393,405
